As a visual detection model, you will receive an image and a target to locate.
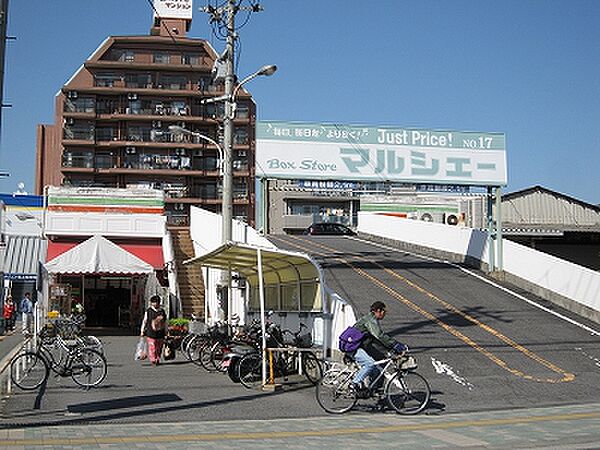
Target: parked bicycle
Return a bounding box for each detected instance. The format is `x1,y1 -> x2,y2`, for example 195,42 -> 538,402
10,334 -> 107,390
40,318 -> 104,355
236,323 -> 322,388
316,350 -> 430,414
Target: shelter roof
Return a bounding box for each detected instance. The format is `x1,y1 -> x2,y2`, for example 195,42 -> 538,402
183,242 -> 321,286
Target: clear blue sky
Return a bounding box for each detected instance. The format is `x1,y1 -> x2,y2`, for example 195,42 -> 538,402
2,0 -> 599,203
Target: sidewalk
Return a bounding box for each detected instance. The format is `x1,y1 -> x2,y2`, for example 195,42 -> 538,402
0,329 -> 25,362
2,402 -> 600,449
0,327 -> 26,395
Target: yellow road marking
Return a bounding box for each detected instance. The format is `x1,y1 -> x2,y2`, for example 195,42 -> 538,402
278,236 -> 574,383
3,410 -> 600,446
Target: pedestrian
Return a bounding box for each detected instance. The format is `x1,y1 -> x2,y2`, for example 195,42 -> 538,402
3,296 -> 16,332
140,295 -> 168,365
19,292 -> 34,336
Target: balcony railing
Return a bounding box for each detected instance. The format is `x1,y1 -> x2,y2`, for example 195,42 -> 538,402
63,129 -> 94,141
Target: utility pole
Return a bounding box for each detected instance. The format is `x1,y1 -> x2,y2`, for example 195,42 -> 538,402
201,0 -> 265,322
202,0 -> 263,244
0,0 -> 11,151
222,0 -> 236,245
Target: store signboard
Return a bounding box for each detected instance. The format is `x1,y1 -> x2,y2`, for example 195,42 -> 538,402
153,0 -> 193,20
256,121 -> 507,186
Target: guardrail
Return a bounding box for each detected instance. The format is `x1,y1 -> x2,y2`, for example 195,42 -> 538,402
0,336 -> 31,396
358,211 -> 600,324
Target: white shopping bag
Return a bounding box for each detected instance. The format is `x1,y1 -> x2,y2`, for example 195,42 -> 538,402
134,337 -> 148,361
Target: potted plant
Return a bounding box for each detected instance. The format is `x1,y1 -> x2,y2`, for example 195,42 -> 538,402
167,318 -> 189,336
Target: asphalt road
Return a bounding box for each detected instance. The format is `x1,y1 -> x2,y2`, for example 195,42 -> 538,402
270,234 -> 600,414
2,234 -> 600,428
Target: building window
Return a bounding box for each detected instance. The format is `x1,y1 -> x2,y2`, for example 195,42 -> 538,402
95,127 -> 115,142
233,179 -> 248,199
235,103 -> 250,119
153,53 -> 170,64
157,74 -> 187,90
95,151 -> 115,169
62,150 -> 93,168
94,73 -> 119,87
96,98 -> 119,115
123,50 -> 135,62
63,122 -> 94,141
127,125 -> 151,142
126,73 -> 152,89
234,127 -> 249,145
183,53 -> 202,65
64,97 -> 95,113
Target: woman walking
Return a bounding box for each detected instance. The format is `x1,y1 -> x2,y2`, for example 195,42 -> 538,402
3,296 -> 16,332
140,295 -> 168,365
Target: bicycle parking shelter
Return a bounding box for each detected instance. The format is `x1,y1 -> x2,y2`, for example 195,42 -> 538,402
184,241 -> 327,386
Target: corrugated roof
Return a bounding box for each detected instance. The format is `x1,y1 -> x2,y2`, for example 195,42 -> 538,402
502,185 -> 600,227
4,236 -> 45,279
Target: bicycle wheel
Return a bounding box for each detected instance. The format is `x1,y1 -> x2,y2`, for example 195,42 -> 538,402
189,338 -> 210,367
386,371 -> 431,415
315,368 -> 356,414
198,341 -> 219,371
238,353 -> 262,389
79,335 -> 103,354
301,352 -> 322,385
181,333 -> 198,360
210,342 -> 230,372
71,348 -> 107,388
10,352 -> 49,390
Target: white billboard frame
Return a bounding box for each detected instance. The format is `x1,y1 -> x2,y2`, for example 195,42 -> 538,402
256,121 -> 507,187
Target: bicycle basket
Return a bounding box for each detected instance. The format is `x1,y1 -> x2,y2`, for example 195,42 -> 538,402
295,333 -> 313,348
398,355 -> 417,370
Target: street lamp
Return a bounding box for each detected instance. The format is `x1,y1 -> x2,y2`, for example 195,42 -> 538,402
220,64 -> 277,246
167,125 -> 223,169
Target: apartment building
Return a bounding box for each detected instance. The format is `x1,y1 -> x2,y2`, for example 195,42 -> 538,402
35,14 -> 256,226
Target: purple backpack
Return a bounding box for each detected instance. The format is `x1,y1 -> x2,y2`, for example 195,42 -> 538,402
339,326 -> 365,353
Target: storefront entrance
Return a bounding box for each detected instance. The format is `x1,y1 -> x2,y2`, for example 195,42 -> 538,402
84,282 -> 131,327
58,275 -> 135,328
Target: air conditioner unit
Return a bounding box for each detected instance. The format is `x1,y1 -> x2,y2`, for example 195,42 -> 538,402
444,213 -> 459,226
125,147 -> 137,155
237,150 -> 247,157
67,91 -> 78,99
152,120 -> 162,128
127,93 -> 138,101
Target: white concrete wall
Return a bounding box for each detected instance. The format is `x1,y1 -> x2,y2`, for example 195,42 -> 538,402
189,206 -> 277,325
45,212 -> 166,238
358,212 -> 600,316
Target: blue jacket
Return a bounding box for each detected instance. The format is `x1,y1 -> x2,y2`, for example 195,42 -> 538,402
20,298 -> 33,314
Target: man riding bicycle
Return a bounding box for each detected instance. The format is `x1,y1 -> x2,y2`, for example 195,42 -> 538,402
350,301 -> 407,396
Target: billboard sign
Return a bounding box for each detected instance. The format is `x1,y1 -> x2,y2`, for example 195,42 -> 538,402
153,0 -> 193,20
256,121 -> 507,186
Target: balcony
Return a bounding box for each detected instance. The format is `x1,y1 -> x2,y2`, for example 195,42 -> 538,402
63,129 -> 94,141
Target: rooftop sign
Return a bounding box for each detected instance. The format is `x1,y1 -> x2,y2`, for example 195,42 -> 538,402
256,121 -> 507,186
153,0 -> 193,20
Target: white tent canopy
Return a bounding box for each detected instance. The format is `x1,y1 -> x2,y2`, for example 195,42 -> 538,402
45,235 -> 154,275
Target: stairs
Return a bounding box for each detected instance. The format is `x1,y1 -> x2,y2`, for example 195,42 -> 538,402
169,227 -> 205,318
